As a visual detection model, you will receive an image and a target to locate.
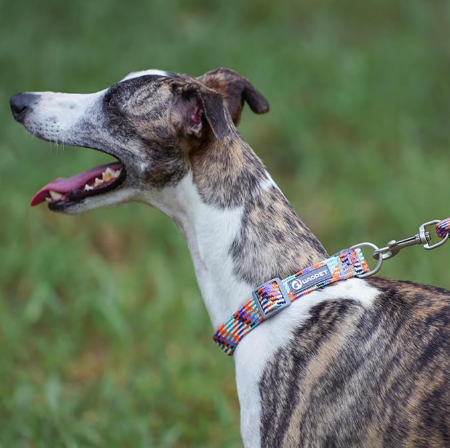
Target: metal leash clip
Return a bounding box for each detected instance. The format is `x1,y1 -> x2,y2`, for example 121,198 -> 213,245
351,219 -> 449,278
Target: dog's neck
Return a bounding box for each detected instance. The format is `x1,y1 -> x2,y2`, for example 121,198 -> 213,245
142,131 -> 328,329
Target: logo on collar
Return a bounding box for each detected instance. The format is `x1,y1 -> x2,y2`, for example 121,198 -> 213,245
288,265 -> 332,293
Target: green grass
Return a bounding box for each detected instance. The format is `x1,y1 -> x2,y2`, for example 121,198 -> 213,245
1,0 -> 450,446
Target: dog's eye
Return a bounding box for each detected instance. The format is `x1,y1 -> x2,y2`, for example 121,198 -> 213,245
105,94 -> 117,109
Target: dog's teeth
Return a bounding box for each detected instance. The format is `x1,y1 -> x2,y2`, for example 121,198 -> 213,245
49,190 -> 62,200
102,167 -> 116,182
45,197 -> 52,202
94,178 -> 104,187
84,184 -> 94,191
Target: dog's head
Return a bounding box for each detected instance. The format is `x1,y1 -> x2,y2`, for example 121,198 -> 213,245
10,68 -> 269,213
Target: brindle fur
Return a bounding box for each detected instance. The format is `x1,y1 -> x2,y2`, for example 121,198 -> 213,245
260,277 -> 450,447
11,68 -> 450,447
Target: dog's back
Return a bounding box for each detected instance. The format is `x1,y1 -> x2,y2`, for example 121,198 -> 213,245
260,277 -> 450,448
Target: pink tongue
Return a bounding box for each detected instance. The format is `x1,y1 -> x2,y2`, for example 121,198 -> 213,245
31,162 -> 122,206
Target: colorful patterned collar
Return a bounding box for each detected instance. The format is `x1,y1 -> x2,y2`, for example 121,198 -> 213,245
213,247 -> 370,355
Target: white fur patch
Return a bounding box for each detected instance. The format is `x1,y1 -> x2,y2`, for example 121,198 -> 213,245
121,69 -> 169,81
64,187 -> 139,214
24,91 -> 105,144
139,172 -> 252,328
259,171 -> 279,192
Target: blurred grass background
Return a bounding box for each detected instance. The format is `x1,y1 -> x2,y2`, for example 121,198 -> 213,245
1,0 -> 450,446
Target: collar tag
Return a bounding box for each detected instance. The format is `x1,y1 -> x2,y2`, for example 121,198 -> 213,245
288,265 -> 332,294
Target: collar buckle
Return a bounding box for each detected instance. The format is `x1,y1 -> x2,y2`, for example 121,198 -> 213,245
252,278 -> 291,320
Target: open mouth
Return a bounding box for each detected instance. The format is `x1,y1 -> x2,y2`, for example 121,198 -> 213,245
31,158 -> 126,210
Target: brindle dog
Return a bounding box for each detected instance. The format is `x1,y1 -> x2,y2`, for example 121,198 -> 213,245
10,68 -> 450,448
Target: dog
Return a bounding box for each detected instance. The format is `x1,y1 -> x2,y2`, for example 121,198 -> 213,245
11,68 -> 450,448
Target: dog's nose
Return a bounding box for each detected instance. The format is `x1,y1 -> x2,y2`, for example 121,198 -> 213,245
10,93 -> 37,122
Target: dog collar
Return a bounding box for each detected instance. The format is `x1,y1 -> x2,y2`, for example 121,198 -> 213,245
213,247 -> 370,355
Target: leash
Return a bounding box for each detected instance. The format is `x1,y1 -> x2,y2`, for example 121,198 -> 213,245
353,217 -> 450,277
213,217 -> 450,355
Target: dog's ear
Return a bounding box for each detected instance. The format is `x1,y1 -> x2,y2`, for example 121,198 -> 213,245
197,68 -> 269,125
171,83 -> 229,141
